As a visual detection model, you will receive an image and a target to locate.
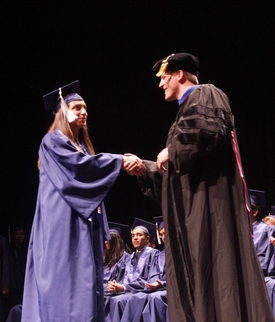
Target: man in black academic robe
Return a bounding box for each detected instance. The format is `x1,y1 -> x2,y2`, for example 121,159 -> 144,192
126,53 -> 274,322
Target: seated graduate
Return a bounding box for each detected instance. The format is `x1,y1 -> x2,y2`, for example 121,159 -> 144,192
264,205 -> 275,319
265,278 -> 275,318
121,216 -> 168,322
8,222 -> 28,309
249,189 -> 275,276
105,218 -> 160,322
143,216 -> 168,322
5,304 -> 22,322
0,235 -> 9,322
21,80 -> 142,322
103,222 -> 131,295
263,206 -> 275,226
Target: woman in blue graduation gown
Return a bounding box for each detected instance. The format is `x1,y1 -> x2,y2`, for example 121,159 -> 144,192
103,229 -> 131,295
21,81 -> 141,322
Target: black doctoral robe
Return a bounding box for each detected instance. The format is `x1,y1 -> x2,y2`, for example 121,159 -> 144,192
139,84 -> 274,322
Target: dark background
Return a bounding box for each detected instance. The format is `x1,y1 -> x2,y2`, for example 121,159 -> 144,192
1,2 -> 275,238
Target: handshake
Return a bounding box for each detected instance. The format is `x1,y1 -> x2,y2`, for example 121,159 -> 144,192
122,147 -> 169,176
122,153 -> 145,176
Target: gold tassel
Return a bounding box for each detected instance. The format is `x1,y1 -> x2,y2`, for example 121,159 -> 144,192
156,53 -> 175,77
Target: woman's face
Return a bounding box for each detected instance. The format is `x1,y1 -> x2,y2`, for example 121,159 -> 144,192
68,100 -> 88,130
104,240 -> 111,250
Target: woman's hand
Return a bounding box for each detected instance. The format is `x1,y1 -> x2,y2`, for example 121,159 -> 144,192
107,280 -> 125,293
122,153 -> 145,176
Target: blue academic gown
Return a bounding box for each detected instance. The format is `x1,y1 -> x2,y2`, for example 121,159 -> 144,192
253,222 -> 275,318
105,246 -> 159,322
264,231 -> 275,318
265,277 -> 275,318
120,249 -> 166,322
142,249 -> 168,322
142,290 -> 168,322
253,221 -> 275,276
22,130 -> 123,322
103,251 -> 131,295
6,304 -> 22,322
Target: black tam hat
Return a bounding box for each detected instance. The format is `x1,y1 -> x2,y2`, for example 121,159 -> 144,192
152,53 -> 199,77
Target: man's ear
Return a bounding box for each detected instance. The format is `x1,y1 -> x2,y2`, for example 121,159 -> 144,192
177,70 -> 186,83
252,208 -> 259,217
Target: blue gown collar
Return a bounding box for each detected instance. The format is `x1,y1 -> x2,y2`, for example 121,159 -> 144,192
178,85 -> 201,106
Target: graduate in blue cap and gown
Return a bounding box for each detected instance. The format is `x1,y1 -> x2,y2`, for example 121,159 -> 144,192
105,218 -> 160,322
121,216 -> 168,322
21,81 -> 142,322
5,304 -> 22,322
142,216 -> 168,322
8,222 -> 28,310
249,189 -> 275,276
103,222 -> 131,295
263,206 -> 275,226
263,205 -> 275,318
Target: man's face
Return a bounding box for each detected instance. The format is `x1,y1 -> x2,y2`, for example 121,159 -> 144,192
13,229 -> 25,244
159,72 -> 180,101
131,229 -> 150,251
159,228 -> 165,243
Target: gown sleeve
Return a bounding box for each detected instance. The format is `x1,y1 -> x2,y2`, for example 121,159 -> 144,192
124,249 -> 160,292
167,84 -> 235,175
39,130 -> 123,219
137,160 -> 163,205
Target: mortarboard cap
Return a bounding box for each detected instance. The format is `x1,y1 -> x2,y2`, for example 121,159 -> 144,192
132,217 -> 156,241
152,52 -> 199,77
269,206 -> 275,217
108,222 -> 130,239
43,80 -> 83,113
10,222 -> 25,233
8,221 -> 25,243
249,189 -> 266,209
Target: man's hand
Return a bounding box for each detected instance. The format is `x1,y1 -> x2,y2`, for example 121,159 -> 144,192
156,148 -> 169,173
144,280 -> 162,290
123,153 -> 145,176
